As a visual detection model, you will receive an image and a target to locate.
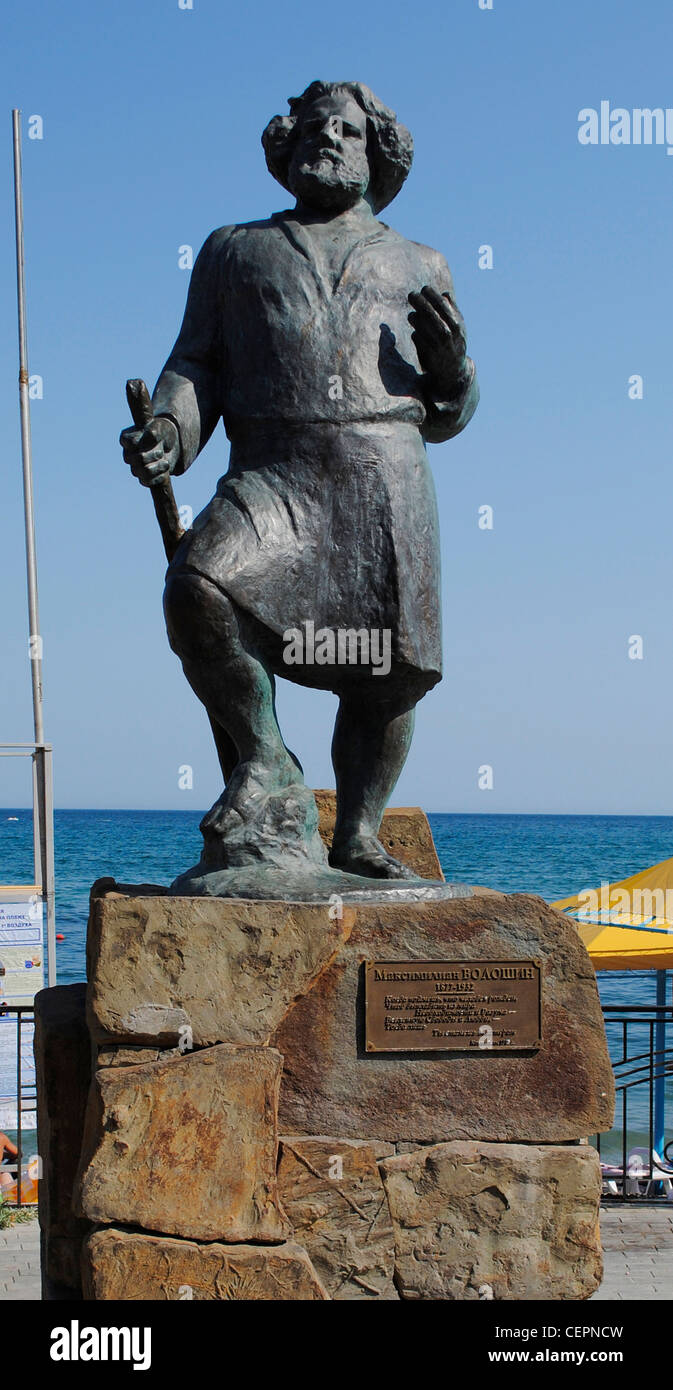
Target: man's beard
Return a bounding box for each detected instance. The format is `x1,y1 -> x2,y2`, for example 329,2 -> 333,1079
288,154 -> 369,211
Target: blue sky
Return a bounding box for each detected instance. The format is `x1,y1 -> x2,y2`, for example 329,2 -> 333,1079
2,0 -> 673,814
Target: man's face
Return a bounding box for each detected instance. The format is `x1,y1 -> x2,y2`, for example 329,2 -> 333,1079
288,93 -> 371,212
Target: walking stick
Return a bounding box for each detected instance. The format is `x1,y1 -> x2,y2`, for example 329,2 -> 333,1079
125,378 -> 184,562
123,377 -> 237,782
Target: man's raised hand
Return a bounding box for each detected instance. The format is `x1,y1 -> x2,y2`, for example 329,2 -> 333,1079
408,285 -> 468,396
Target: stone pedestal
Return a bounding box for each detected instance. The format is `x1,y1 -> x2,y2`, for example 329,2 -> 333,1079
82,1229 -> 329,1300
380,1141 -> 603,1300
315,791 -> 444,880
272,891 -> 614,1142
34,983 -> 91,1300
35,808 -> 614,1301
75,1044 -> 289,1242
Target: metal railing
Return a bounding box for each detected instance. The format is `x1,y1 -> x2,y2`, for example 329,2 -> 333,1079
0,1005 -> 36,1206
596,1004 -> 673,1201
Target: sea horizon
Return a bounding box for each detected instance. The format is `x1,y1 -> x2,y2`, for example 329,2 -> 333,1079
3,808 -> 673,978
6,807 -> 673,817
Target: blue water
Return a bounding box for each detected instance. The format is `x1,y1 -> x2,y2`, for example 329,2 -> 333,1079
429,812 -> 673,1014
1,807 -> 670,1009
1,808 -> 670,1159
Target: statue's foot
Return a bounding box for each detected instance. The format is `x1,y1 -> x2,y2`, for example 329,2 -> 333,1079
329,832 -> 415,880
199,757 -> 327,873
201,755 -> 304,836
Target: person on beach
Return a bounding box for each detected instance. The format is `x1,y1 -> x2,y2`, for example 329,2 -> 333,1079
0,1131 -> 18,1189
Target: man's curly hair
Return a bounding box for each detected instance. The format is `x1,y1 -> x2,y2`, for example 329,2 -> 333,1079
262,80 -> 413,214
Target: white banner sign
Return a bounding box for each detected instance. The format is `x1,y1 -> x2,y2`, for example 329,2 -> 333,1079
0,901 -> 42,1130
0,900 -> 44,1007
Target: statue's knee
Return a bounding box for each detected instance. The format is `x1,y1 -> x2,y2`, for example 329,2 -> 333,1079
163,571 -> 213,656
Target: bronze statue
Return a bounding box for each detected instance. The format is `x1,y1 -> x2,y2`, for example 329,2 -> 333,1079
120,81 -> 478,900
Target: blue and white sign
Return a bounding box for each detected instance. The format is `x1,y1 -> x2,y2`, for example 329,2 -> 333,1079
0,900 -> 44,1007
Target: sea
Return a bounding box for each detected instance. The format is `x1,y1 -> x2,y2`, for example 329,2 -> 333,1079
1,808 -> 671,1162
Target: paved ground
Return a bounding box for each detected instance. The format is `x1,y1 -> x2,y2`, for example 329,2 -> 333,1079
0,1217 -> 40,1300
591,1204 -> 673,1300
0,1206 -> 671,1300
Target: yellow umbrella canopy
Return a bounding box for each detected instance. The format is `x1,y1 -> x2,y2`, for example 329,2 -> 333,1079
553,857 -> 673,971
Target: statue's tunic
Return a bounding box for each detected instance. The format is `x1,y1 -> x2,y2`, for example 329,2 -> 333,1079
152,210 -> 478,693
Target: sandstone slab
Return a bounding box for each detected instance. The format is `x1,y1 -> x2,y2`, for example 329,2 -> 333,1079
86,884 -> 354,1046
380,1141 -> 603,1300
82,1228 -> 328,1300
97,1044 -> 180,1067
315,791 -> 444,880
75,1044 -> 289,1243
277,1136 -> 397,1299
34,983 -> 91,1297
281,1133 -> 395,1159
272,893 -> 615,1142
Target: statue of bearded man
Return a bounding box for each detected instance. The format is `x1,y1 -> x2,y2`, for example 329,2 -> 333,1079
120,80 -> 479,898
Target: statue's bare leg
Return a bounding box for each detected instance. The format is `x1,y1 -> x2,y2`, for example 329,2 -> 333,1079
329,693 -> 417,879
163,571 -> 303,791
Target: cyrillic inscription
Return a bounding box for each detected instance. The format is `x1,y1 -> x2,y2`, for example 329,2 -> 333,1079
364,959 -> 542,1052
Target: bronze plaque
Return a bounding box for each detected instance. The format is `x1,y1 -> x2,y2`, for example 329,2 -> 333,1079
365,959 -> 542,1053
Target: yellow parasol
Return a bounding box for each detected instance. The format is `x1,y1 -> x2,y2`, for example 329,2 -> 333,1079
553,856 -> 673,971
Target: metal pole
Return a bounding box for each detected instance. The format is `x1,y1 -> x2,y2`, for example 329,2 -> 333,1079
654,969 -> 667,1159
16,1011 -> 22,1207
31,754 -> 40,888
12,110 -> 56,987
40,746 -> 56,987
12,110 -> 44,748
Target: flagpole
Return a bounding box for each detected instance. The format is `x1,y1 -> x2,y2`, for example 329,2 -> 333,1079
12,110 -> 44,746
12,108 -> 56,988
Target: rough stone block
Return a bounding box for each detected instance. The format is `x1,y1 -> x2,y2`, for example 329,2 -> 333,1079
272,893 -> 615,1142
34,983 -> 91,1296
86,886 -> 353,1047
315,791 -> 443,880
75,1044 -> 289,1243
97,1045 -> 161,1067
82,1227 -> 328,1300
380,1140 -> 603,1300
281,1133 -> 395,1159
277,1136 -> 397,1299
